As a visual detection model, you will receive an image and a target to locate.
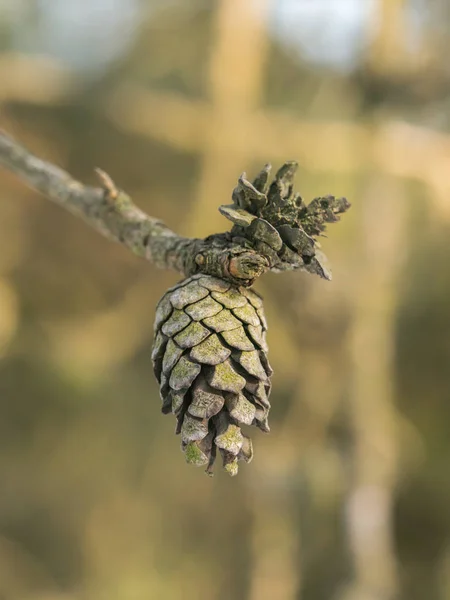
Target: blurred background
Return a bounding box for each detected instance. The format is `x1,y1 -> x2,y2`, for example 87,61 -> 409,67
0,0 -> 449,598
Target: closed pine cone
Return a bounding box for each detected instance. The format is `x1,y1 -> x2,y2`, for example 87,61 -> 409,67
151,274 -> 272,476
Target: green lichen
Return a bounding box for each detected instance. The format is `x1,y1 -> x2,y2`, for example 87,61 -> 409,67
189,333 -> 231,365
232,304 -> 259,326
174,321 -> 209,348
220,326 -> 255,351
170,281 -> 209,309
227,394 -> 256,426
112,190 -> 133,212
211,288 -> 247,309
224,459 -> 239,476
203,309 -> 241,332
184,441 -> 208,467
169,356 -> 201,390
215,424 -> 243,454
161,309 -> 191,337
208,360 -> 246,393
239,350 -> 267,380
162,339 -> 183,374
185,295 -> 222,320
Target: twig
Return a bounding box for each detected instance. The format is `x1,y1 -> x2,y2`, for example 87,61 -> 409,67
0,130 -> 268,284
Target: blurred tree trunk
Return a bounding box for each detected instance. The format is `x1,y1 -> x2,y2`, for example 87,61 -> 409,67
339,175 -> 408,600
183,0 -> 272,236
248,492 -> 299,600
367,0 -> 410,75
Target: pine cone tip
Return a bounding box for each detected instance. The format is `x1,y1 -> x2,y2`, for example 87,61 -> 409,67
219,162 -> 350,278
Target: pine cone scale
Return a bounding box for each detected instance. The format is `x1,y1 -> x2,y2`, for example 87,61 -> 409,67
181,414 -> 209,443
161,309 -> 191,337
173,321 -> 209,348
198,276 -> 230,292
202,310 -> 242,332
225,393 -> 256,425
248,324 -> 268,351
210,289 -> 248,309
232,304 -> 260,327
190,334 -> 231,364
161,339 -> 183,374
151,331 -> 167,369
170,281 -> 209,309
154,296 -> 173,332
220,327 -> 255,351
189,379 -> 224,419
236,350 -> 268,381
170,390 -> 186,415
169,356 -> 201,391
185,296 -> 223,319
206,360 -> 247,393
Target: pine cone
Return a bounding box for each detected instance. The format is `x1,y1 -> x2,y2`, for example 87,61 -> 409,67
151,274 -> 272,476
219,162 -> 350,280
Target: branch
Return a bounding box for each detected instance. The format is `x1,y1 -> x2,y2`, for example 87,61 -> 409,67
0,130 -> 267,284
0,130 -> 350,285
0,130 -> 179,260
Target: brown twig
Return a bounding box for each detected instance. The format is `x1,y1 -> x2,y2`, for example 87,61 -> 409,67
0,131 -> 269,284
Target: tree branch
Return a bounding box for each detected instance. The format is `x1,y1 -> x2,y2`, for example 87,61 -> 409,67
0,130 -> 192,267
0,130 -> 349,286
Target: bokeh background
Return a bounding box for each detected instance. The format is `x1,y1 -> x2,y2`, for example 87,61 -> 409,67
1,1 -> 450,599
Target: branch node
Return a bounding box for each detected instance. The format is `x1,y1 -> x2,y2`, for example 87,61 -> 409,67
95,168 -> 119,201
228,252 -> 268,285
